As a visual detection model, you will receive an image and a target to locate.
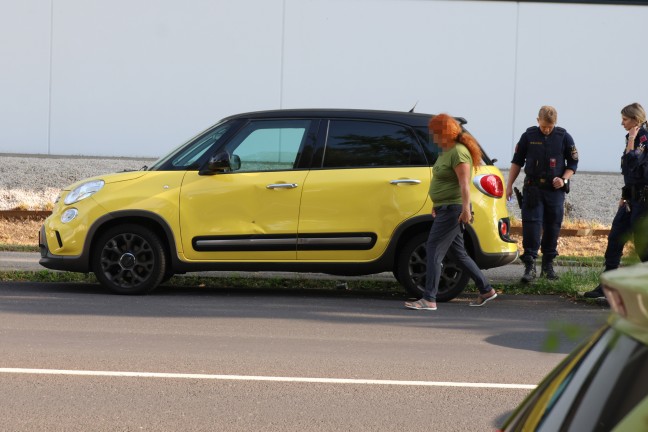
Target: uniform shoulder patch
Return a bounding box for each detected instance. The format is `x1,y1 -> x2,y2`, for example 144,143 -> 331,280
571,145 -> 579,160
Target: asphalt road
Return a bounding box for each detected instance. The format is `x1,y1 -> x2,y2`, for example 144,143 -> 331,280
0,278 -> 609,431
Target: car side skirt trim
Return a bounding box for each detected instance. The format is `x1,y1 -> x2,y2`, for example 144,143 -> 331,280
192,233 -> 377,252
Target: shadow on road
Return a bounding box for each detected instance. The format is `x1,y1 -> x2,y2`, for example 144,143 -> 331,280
1,280 -> 609,355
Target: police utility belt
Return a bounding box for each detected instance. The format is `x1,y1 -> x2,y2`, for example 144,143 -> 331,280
524,177 -> 569,193
622,184 -> 648,202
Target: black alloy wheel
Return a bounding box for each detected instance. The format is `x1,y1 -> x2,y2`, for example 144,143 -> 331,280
92,224 -> 167,295
396,231 -> 470,302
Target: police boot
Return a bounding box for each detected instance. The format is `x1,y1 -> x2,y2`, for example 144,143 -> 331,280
541,257 -> 559,280
521,259 -> 536,284
584,284 -> 605,299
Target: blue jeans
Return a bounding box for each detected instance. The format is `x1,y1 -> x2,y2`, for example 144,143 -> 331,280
423,204 -> 493,302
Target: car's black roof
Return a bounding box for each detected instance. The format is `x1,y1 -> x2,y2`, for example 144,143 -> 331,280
221,108 -> 467,127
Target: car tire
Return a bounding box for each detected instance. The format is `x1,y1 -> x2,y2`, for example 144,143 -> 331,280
396,231 -> 470,302
92,224 -> 167,295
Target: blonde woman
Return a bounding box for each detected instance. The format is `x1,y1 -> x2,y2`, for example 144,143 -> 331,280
405,114 -> 497,311
585,103 -> 648,299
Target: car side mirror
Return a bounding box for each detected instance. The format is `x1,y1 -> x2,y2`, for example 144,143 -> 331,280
230,154 -> 241,171
200,151 -> 240,175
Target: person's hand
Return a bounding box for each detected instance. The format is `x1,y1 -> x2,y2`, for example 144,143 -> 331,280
552,177 -> 565,189
618,199 -> 625,208
506,185 -> 513,201
459,207 -> 472,224
627,126 -> 640,153
431,208 -> 436,218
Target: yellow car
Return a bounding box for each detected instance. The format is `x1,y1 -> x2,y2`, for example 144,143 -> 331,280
501,262 -> 648,431
39,109 -> 517,296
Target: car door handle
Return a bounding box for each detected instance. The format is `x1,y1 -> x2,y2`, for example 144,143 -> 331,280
266,183 -> 299,189
390,179 -> 421,185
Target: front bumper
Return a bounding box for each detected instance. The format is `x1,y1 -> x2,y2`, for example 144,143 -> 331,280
39,225 -> 90,272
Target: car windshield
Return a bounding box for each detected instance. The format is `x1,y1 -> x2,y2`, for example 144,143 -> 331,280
148,121 -> 235,171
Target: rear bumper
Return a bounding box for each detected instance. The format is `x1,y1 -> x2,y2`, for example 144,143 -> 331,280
475,250 -> 519,270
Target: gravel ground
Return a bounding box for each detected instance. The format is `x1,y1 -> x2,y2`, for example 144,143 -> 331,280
0,154 -> 622,225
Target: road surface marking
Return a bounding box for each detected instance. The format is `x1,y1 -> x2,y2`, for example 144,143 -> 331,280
0,368 -> 536,389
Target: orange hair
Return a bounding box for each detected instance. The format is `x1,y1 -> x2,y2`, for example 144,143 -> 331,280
429,114 -> 482,171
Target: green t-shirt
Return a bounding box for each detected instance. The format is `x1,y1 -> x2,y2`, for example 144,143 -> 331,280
429,143 -> 472,205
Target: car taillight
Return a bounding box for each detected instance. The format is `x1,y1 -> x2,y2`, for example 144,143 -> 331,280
602,285 -> 626,317
500,219 -> 508,236
473,174 -> 503,198
498,217 -> 515,242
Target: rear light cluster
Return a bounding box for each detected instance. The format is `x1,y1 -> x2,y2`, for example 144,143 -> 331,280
473,174 -> 503,198
498,217 -> 515,243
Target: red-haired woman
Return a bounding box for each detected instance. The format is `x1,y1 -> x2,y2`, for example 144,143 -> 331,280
405,114 -> 497,311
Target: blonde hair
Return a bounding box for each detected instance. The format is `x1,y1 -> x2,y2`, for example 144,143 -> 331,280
621,103 -> 647,127
538,106 -> 557,124
429,114 -> 482,172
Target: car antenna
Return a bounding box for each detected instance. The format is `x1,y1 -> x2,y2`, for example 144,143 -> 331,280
408,101 -> 418,113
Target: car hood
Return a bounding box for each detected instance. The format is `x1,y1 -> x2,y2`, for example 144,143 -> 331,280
63,171 -> 147,191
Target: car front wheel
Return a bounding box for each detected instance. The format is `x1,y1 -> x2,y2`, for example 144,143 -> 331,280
92,224 -> 167,295
396,231 -> 470,302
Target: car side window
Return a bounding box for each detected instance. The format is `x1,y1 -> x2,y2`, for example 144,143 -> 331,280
225,120 -> 312,172
322,120 -> 426,168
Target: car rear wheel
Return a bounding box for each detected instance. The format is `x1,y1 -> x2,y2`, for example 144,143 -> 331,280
396,231 -> 470,302
92,224 -> 167,295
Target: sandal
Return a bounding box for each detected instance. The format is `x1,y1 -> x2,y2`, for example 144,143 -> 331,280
469,289 -> 498,307
405,299 -> 437,311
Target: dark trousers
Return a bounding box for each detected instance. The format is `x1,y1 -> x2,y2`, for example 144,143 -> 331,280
423,204 -> 492,302
604,197 -> 648,270
521,187 -> 565,262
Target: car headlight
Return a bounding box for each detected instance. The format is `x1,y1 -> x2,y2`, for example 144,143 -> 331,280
64,180 -> 105,205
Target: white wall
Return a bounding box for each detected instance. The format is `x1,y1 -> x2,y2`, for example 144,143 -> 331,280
1,0 -> 647,172
0,1 -> 51,155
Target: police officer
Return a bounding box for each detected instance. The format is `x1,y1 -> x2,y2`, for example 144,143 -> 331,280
506,106 -> 578,283
585,103 -> 648,299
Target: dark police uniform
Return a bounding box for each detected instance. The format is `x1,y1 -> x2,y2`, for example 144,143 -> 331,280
604,127 -> 648,269
511,126 -> 579,268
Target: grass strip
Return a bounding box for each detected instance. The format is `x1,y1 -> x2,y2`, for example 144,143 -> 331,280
489,267 -> 601,298
0,267 -> 606,304
0,271 -> 405,297
0,244 -> 39,252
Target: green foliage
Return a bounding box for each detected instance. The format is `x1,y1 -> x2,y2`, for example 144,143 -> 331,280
494,267 -> 601,299
542,321 -> 589,353
0,270 -> 96,283
635,214 -> 648,260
